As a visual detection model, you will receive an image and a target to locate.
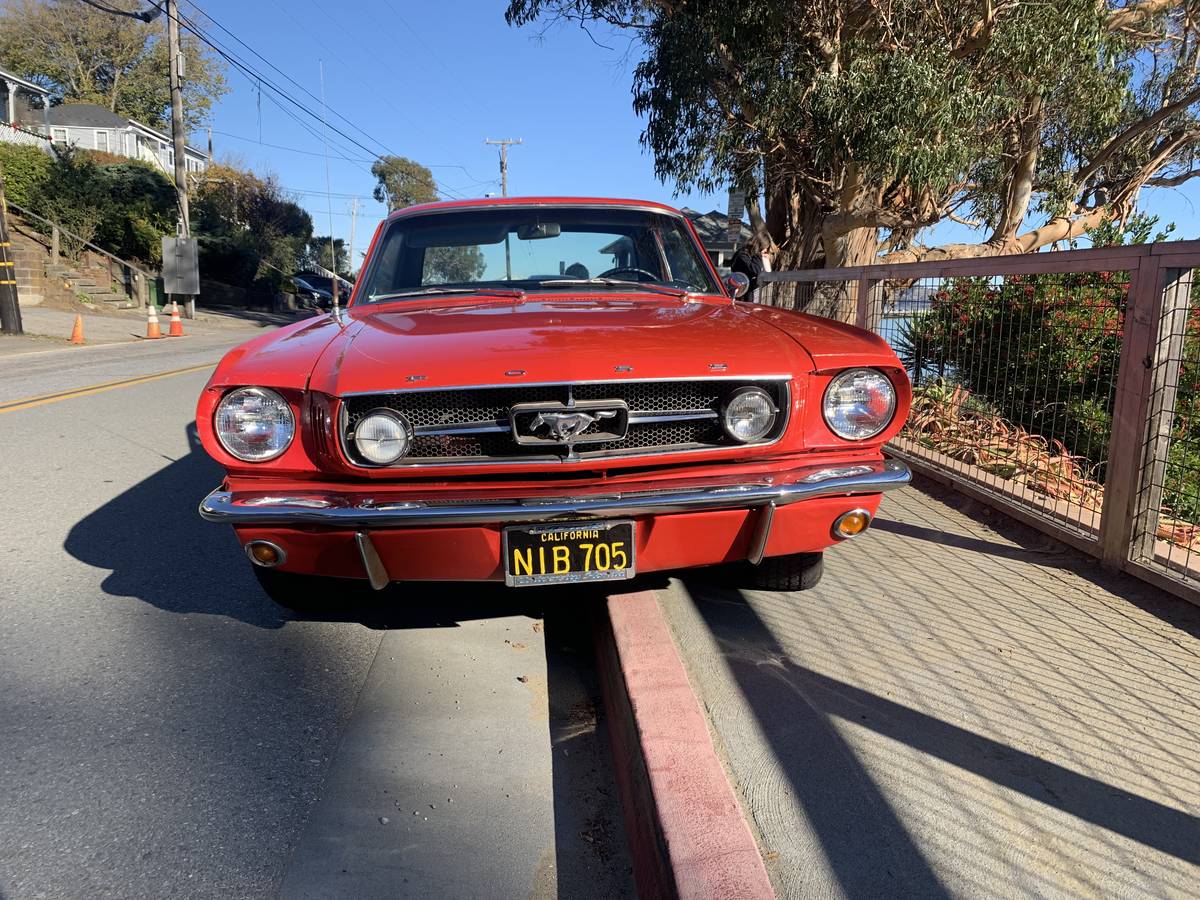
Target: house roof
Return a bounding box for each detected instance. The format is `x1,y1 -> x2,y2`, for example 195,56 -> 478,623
0,67 -> 51,96
46,103 -> 128,128
681,207 -> 753,248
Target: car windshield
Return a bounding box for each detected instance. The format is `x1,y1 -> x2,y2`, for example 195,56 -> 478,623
359,206 -> 719,301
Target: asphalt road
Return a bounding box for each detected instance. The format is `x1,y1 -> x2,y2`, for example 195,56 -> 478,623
0,344 -> 633,898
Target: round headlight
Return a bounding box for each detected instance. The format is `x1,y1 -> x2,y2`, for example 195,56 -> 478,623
722,387 -> 777,443
215,387 -> 295,461
353,409 -> 412,465
823,369 -> 896,440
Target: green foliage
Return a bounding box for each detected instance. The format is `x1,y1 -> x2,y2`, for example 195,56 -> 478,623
1079,212 -> 1176,248
507,0 -> 1200,266
23,149 -> 174,262
0,0 -> 227,130
424,245 -> 487,284
303,235 -> 349,275
905,270 -> 1200,521
0,144 -> 52,206
192,163 -> 313,291
371,156 -> 438,211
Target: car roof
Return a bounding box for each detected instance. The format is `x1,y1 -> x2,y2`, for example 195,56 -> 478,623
386,196 -> 684,221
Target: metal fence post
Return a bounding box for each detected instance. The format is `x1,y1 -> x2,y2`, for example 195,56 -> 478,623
50,225 -> 59,263
1099,257 -> 1165,567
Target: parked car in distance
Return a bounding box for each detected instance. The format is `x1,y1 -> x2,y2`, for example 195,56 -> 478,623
197,197 -> 911,608
290,275 -> 333,310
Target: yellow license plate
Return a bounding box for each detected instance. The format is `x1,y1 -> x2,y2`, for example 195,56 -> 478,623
502,521 -> 636,587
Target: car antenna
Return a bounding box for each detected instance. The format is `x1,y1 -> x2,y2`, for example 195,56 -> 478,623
319,58 -> 340,319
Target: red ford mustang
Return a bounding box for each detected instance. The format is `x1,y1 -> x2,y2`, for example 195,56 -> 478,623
197,197 -> 911,607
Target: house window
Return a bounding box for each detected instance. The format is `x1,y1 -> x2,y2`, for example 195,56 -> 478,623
51,127 -> 67,144
95,130 -> 108,152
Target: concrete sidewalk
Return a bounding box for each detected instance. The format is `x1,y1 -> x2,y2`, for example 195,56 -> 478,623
663,478 -> 1200,898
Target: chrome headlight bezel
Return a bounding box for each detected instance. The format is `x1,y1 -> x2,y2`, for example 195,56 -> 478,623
721,386 -> 778,444
214,386 -> 296,462
351,408 -> 413,466
822,368 -> 897,441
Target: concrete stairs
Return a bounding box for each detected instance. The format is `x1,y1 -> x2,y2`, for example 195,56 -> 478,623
46,262 -> 134,309
10,221 -> 137,309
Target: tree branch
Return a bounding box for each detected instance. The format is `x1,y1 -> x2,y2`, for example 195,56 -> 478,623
1107,0 -> 1177,34
1074,83 -> 1200,188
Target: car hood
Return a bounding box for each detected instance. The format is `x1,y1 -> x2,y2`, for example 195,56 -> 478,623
307,296 -> 817,395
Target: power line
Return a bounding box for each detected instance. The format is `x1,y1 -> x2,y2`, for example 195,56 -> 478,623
182,0 -> 403,160
259,0 -> 489,183
210,130 -> 504,191
211,129 -> 373,164
77,0 -> 162,21
173,6 -> 465,199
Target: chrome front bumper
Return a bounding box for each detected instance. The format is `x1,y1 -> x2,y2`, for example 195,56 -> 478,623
198,459 -> 911,528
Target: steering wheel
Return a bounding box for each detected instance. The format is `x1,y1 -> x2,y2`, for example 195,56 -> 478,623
597,266 -> 659,282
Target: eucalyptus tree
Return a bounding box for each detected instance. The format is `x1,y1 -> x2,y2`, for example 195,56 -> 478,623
507,0 -> 1200,267
0,0 -> 226,131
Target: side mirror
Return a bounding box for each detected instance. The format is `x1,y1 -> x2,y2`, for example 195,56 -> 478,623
725,272 -> 750,299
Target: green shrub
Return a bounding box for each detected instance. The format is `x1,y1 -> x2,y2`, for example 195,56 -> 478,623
23,150 -> 175,264
0,144 -> 52,207
905,270 -> 1200,523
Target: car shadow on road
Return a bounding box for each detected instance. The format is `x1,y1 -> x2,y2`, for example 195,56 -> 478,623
63,422 -> 640,894
62,422 -> 554,631
63,422 -> 293,629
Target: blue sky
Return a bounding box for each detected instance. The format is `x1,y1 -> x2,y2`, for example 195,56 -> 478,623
190,0 -> 1198,268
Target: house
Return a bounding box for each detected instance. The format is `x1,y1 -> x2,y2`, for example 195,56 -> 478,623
0,66 -> 52,151
41,102 -> 209,174
681,207 -> 753,270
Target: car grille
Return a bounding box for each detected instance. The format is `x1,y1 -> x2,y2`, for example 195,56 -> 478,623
339,379 -> 790,465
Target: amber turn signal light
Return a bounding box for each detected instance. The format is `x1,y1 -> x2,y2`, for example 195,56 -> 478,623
832,508 -> 872,540
245,540 -> 286,567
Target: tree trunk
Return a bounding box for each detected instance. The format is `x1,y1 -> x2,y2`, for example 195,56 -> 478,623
812,224 -> 878,322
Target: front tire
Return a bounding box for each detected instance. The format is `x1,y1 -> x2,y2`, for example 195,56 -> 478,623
746,552 -> 824,592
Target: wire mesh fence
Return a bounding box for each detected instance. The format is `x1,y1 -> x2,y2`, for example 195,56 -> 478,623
883,270 -> 1129,539
1130,267 -> 1200,585
760,244 -> 1200,602
757,278 -> 859,322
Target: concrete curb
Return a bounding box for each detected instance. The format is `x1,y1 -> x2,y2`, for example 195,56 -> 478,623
596,589 -> 775,899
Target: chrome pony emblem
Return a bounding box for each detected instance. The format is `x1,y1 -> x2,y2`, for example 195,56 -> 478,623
530,410 -> 618,443
510,400 -> 630,448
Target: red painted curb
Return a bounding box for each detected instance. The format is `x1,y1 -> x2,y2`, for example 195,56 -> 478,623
597,590 -> 775,900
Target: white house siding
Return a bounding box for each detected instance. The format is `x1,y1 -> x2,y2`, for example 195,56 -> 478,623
43,122 -> 207,174
51,125 -> 123,153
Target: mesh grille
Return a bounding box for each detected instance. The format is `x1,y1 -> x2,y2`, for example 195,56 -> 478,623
341,380 -> 787,464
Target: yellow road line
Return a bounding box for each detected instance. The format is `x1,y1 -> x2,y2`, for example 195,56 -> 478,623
0,362 -> 215,414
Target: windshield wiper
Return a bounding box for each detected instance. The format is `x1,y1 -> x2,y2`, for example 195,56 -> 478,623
369,286 -> 526,301
532,278 -> 690,298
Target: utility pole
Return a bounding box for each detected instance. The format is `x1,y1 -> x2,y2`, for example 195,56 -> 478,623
165,0 -> 196,318
0,176 -> 21,335
348,197 -> 358,279
484,138 -> 522,196
166,0 -> 188,236
485,138 -> 522,280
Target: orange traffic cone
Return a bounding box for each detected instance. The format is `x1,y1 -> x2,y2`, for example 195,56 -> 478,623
68,314 -> 85,345
145,303 -> 163,339
167,301 -> 184,337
